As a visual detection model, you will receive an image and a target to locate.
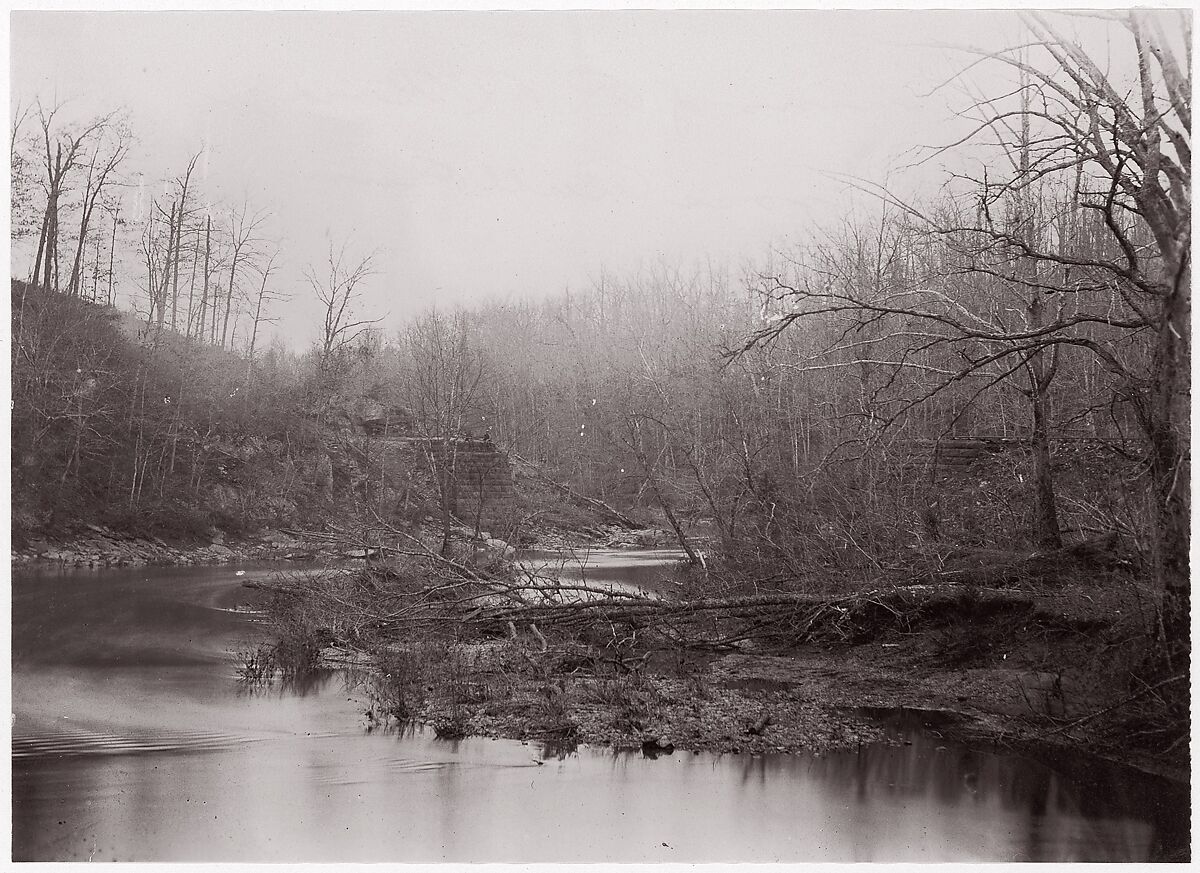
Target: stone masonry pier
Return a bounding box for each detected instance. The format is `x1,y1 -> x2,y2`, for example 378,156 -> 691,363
423,438 -> 517,537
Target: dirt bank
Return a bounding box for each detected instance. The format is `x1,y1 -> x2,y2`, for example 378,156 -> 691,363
10,525 -> 339,568
292,580 -> 1184,796
338,625 -> 1185,785
232,530 -> 1187,793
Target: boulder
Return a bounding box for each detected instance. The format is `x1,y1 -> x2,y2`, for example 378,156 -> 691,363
353,397 -> 387,433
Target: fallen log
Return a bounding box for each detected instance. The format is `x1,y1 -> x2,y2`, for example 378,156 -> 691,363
248,538 -> 1035,654
914,534 -> 1123,587
472,583 -> 1035,647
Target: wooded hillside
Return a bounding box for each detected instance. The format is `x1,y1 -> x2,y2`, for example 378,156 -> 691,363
11,12 -> 1187,657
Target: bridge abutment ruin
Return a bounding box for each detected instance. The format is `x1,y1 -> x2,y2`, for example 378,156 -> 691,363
425,439 -> 517,537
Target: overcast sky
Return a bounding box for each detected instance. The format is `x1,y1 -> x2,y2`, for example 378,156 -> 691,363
11,10 -> 1084,348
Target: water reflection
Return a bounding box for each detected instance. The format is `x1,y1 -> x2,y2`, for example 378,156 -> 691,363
235,667 -> 348,700
808,722 -> 1163,862
12,561 -> 1187,862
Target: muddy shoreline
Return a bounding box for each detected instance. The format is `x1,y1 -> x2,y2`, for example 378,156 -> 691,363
10,525 -> 338,568
8,519 -> 644,569
323,620 -> 1188,790
16,528 -> 1188,799
242,534 -> 1188,795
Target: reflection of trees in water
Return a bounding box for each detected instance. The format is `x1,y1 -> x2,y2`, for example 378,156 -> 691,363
1019,745 -> 1188,862
542,738 -> 579,760
280,668 -> 343,698
739,753 -> 769,789
801,731 -> 1156,861
235,666 -> 349,700
365,720 -> 423,740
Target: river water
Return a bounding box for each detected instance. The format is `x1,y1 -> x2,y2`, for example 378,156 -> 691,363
11,555 -> 1187,862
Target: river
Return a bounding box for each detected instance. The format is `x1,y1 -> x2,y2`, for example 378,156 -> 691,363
11,554 -> 1186,861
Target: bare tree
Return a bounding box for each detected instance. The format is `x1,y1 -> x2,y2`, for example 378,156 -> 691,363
65,117 -> 132,298
139,198 -> 173,331
738,12 -> 1189,649
30,102 -> 116,293
167,151 -> 202,330
196,214 -> 215,342
102,197 -> 122,306
952,10 -> 1190,645
220,201 -> 270,349
10,97 -> 30,156
10,99 -> 38,244
245,246 -> 286,379
402,310 -> 487,553
305,241 -> 379,377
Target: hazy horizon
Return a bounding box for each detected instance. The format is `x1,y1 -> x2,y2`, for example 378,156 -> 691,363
9,9 -> 1136,349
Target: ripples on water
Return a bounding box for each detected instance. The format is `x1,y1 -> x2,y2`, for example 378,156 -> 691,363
11,559 -> 1188,862
14,725 -> 255,759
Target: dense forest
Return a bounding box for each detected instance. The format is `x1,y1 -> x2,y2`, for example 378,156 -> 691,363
11,15 -> 1188,665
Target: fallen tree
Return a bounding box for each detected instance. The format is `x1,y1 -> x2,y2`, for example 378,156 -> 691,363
238,525 -> 1184,782
246,523 -> 1035,656
908,535 -> 1126,588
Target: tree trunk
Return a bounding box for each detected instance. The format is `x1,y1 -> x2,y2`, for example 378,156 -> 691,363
155,202 -> 177,332
107,206 -> 118,306
41,189 -> 56,293
186,225 -> 200,337
438,439 -> 456,556
1028,386 -> 1062,549
143,236 -> 156,328
166,200 -> 179,331
628,429 -> 699,563
90,231 -> 100,300
39,146 -> 63,293
170,212 -> 181,331
199,216 -> 211,343
68,158 -> 97,296
1016,101 -> 1062,552
1152,258 -> 1190,662
51,204 -> 61,293
170,163 -> 195,332
245,266 -> 272,381
31,205 -> 49,288
222,249 -> 240,348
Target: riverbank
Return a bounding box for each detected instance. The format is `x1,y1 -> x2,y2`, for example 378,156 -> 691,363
338,620 -> 1187,787
10,525 -> 337,568
14,552 -> 1185,864
9,516 -> 671,569
259,545 -> 1187,792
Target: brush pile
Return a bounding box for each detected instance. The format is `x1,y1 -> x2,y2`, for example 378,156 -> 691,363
246,525 -> 1035,657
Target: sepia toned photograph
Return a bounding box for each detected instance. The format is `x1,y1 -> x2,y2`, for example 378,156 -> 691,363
9,7 -> 1190,863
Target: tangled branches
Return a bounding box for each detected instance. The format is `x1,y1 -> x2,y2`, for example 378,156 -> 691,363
247,531 -> 1034,660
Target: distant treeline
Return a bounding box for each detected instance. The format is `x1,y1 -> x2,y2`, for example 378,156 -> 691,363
10,14 -> 1187,655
